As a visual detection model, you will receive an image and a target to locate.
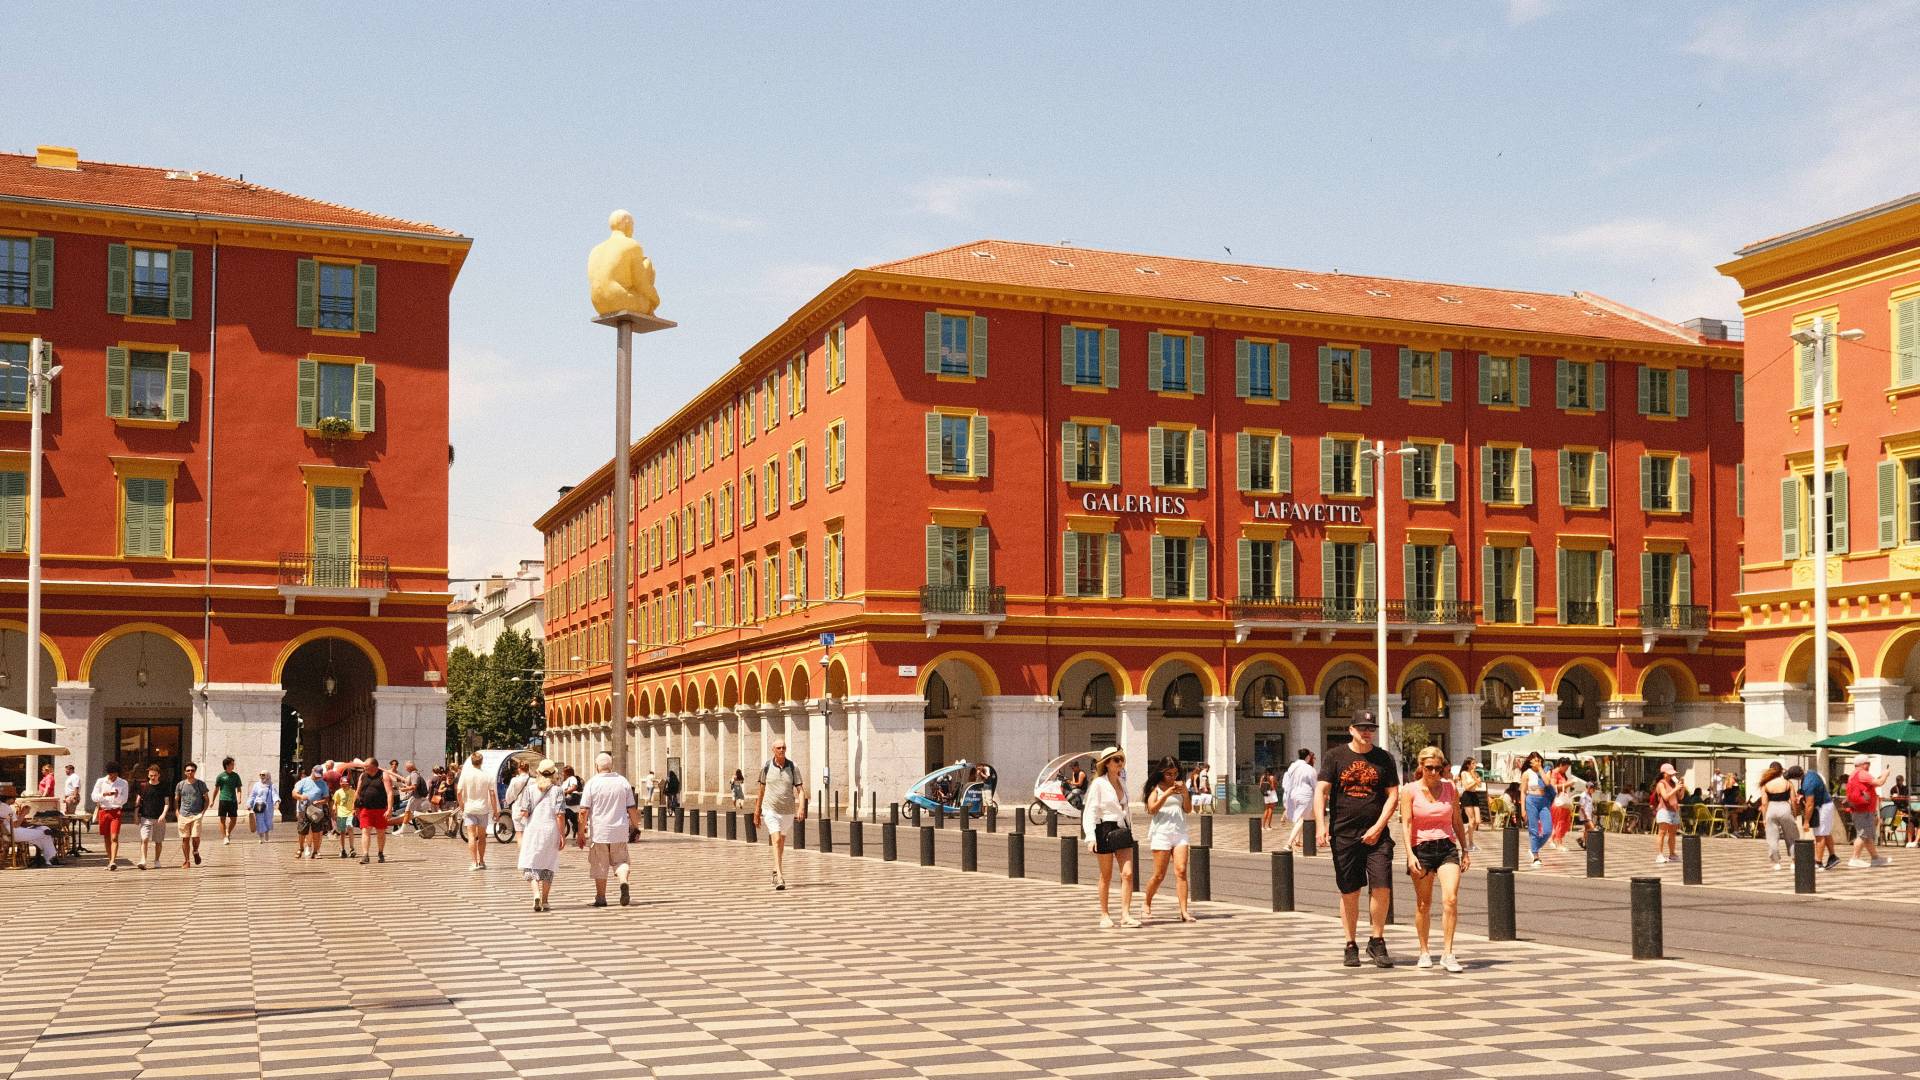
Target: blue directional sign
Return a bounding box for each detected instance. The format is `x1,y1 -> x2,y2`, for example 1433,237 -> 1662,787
819,632 -> 836,648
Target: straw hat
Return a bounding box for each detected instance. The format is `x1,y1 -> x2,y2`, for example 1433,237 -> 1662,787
1094,746 -> 1124,770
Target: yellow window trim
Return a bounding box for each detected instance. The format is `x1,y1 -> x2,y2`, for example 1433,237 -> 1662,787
1155,519 -> 1203,538
1155,328 -> 1197,339
1485,404 -> 1522,413
1241,523 -> 1291,540
1405,528 -> 1452,545
1155,389 -> 1196,400
1325,492 -> 1366,503
932,406 -> 978,418
1069,385 -> 1110,394
1069,414 -> 1111,426
935,306 -> 976,317
1155,420 -> 1196,432
1327,431 -> 1363,441
1070,320 -> 1110,330
1559,535 -> 1610,551
1563,443 -> 1601,453
114,417 -> 183,431
1881,430 -> 1920,456
1068,480 -> 1116,490
1484,531 -> 1529,548
1644,537 -> 1689,554
1065,515 -> 1116,534
110,455 -> 184,481
300,463 -> 367,491
0,306 -> 32,317
1244,397 -> 1281,407
1325,525 -> 1370,543
1407,399 -> 1444,408
123,314 -> 177,327
1784,445 -> 1848,473
930,509 -> 984,528
1244,426 -> 1285,438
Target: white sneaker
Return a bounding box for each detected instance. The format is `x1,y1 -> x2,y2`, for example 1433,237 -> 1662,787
1653,854 -> 1667,865
1416,953 -> 1434,969
1871,856 -> 1892,867
1440,954 -> 1464,974
222,837 -> 229,846
1530,858 -> 1542,870
470,863 -> 481,872
1847,858 -> 1871,868
1906,841 -> 1917,848
1769,862 -> 1782,871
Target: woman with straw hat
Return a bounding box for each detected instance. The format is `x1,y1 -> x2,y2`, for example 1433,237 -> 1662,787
1081,746 -> 1138,928
515,759 -> 567,912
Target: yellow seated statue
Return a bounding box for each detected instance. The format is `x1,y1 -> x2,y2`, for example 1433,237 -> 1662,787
587,209 -> 661,317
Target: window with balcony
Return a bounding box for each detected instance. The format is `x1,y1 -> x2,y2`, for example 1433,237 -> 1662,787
1479,354 -> 1529,406
1325,541 -> 1364,619
1319,346 -> 1369,404
1151,534 -> 1207,600
1319,436 -> 1368,497
1480,445 -> 1532,505
1557,547 -> 1610,626
1636,365 -> 1690,418
1403,441 -> 1449,502
1639,550 -> 1697,629
0,236 -> 47,310
1558,449 -> 1607,508
1065,325 -> 1108,387
1641,454 -> 1690,513
1237,338 -> 1288,401
1399,348 -> 1448,402
1151,426 -> 1206,489
926,412 -> 988,477
1151,332 -> 1204,394
1236,537 -> 1294,602
1556,358 -> 1605,412
1783,469 -> 1849,557
926,311 -> 986,378
1480,544 -> 1534,624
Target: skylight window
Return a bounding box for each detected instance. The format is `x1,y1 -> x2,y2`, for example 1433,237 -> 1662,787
971,250 -> 996,259
1365,288 -> 1391,298
1048,259 -> 1074,268
1136,267 -> 1160,276
1511,303 -> 1535,311
1437,295 -> 1463,304
1221,275 -> 1247,284
1293,282 -> 1319,291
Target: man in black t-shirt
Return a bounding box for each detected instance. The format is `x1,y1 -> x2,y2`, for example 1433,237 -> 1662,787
1314,712 -> 1399,969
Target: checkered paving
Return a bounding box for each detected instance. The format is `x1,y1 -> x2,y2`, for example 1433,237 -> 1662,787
1503,828 -> 1920,904
3,828 -> 1920,1079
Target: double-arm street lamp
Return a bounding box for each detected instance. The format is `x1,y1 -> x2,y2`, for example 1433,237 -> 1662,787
1359,440 -> 1418,760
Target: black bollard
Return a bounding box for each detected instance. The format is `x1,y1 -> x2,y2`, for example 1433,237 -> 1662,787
745,814 -> 757,844
910,803 -> 922,828
706,809 -> 717,837
726,811 -> 738,840
849,820 -> 863,857
819,817 -> 833,854
961,829 -> 978,871
1585,828 -> 1605,878
1200,815 -> 1213,849
1190,845 -> 1211,903
986,805 -> 997,833
1271,851 -> 1294,912
882,822 -> 897,862
919,825 -> 935,866
1059,837 -> 1079,884
1047,808 -> 1059,837
1249,817 -> 1262,854
1501,826 -> 1520,870
1487,867 -> 1516,941
1681,833 -> 1702,885
793,817 -> 806,850
933,803 -> 944,829
643,805 -> 654,830
1302,819 -> 1318,857
1631,876 -> 1663,959
1007,832 -> 1025,878
889,802 -> 899,826
958,805 -> 970,831
871,792 -> 877,823
1793,838 -> 1816,894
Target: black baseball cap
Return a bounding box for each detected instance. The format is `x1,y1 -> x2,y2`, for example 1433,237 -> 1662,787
1350,711 -> 1378,729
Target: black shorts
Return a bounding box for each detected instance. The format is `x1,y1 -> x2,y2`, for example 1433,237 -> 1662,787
1331,837 -> 1394,894
1459,790 -> 1485,810
217,800 -> 238,820
1412,838 -> 1460,873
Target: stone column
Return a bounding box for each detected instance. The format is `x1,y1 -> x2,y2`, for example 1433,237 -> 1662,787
803,699 -> 831,806
783,704 -> 816,804
1847,678 -> 1907,733
825,699 -> 849,809
201,685 -> 286,786
1600,699 -> 1645,727
850,695 -> 925,811
980,696 -> 1061,806
1202,695 -> 1236,789
1534,694 -> 1561,734
1287,696 -> 1322,764
54,682 -> 96,801
372,686 -> 447,775
1447,693 -> 1483,765
1115,695 -> 1150,808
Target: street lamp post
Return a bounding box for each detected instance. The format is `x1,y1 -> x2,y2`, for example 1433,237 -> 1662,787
1360,440 -> 1417,762
13,340 -> 61,761
1788,317 -> 1862,777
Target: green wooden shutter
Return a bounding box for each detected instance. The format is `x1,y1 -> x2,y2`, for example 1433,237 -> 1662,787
1599,550 -> 1615,626
1190,335 -> 1206,395
1640,552 -> 1656,610
166,350 -> 190,422
1275,343 -> 1291,401
1514,356 -> 1530,407
1191,537 -> 1209,600
972,525 -> 991,588
1062,531 -> 1080,597
1061,422 -> 1078,477
1103,328 -> 1119,388
1319,437 -> 1333,495
1555,358 -> 1569,409
0,472 -> 24,552
1480,546 -> 1496,621
1736,463 -> 1744,518
1105,533 -> 1122,597
1235,339 -> 1251,398
1060,325 -> 1076,385
1879,459 -> 1900,549
1593,451 -> 1609,509
1399,347 -> 1413,400
1732,374 -> 1744,420
1318,346 -> 1333,403
1639,455 -> 1653,511
1591,361 -> 1606,411
296,259 -> 318,329
1190,430 -> 1206,490
1898,298 -> 1920,387
105,347 -> 129,418
34,340 -> 51,414
1437,350 -> 1452,402
1357,444 -> 1373,497
1515,447 -> 1532,505
1516,546 -> 1534,624
121,478 -> 145,556
1675,553 -> 1693,610
296,358 -> 319,428
1637,366 -> 1651,415
312,486 -> 355,580
1361,542 -> 1376,602
1150,536 -> 1167,599
1401,443 -> 1415,496
128,477 -> 168,557
971,415 -> 989,477
29,236 -> 53,309
1477,354 -> 1492,405
969,316 -> 987,378
1404,544 -> 1417,609
1557,449 -> 1571,506
1673,368 -> 1689,418
1354,348 -> 1372,405
1277,540 -> 1295,600
1675,456 -> 1691,513
1437,443 -> 1454,502
1148,332 -> 1164,391
924,525 -> 942,586
1149,427 -> 1166,486
1323,545 -> 1336,606
923,413 -> 941,474
169,248 -> 193,320
1440,544 -> 1457,603
1275,436 -> 1291,494
1236,432 -> 1252,492
923,312 -> 940,374
1831,468 -> 1849,553
1105,425 -> 1122,484
1556,548 -> 1569,624
1237,538 -> 1252,598
106,243 -> 129,315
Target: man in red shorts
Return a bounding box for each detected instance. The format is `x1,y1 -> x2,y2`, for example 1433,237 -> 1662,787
354,758 -> 395,865
90,761 -> 130,871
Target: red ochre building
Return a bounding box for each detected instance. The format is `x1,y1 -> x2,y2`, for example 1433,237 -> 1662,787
1721,192 -> 1920,747
0,146 -> 467,795
538,239 -> 1743,807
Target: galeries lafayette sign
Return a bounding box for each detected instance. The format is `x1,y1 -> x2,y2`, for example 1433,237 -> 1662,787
1076,491 -> 1364,525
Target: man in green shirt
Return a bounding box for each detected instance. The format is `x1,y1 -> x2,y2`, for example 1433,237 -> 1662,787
213,757 -> 243,845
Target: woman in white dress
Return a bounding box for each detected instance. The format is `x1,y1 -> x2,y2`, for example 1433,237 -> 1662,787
1142,756 -> 1194,923
1081,746 -> 1138,928
1282,750 -> 1318,850
515,759 -> 567,912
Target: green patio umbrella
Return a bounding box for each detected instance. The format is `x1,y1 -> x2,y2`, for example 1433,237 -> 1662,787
1479,729 -> 1578,756
1812,718 -> 1920,756
1562,727 -> 1665,755
1645,723 -> 1809,758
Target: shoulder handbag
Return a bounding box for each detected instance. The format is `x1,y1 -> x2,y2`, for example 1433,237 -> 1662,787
1093,818 -> 1134,854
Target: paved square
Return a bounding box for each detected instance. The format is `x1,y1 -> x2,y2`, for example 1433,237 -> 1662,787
2,830 -> 1918,1079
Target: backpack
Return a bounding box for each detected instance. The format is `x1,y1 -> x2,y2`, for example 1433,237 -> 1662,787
762,759 -> 799,786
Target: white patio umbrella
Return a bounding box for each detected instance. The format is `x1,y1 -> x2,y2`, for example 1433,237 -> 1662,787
0,706 -> 58,733
0,731 -> 67,757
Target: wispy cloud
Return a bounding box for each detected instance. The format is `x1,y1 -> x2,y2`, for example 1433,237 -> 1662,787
908,175 -> 1024,218
683,208 -> 763,232
1545,217 -> 1739,320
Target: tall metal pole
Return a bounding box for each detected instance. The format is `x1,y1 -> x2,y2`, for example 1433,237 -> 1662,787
1811,317 -> 1830,776
609,321 -> 632,775
1374,439 -> 1391,758
25,338 -> 44,740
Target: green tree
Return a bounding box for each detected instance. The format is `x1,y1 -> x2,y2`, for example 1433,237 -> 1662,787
444,631 -> 544,755
1394,721 -> 1434,772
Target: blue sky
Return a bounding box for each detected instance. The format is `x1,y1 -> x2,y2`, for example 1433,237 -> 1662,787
10,2 -> 1920,580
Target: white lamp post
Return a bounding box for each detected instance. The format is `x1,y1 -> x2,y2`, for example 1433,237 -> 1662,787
1787,317 -> 1862,777
1360,440 -> 1417,761
8,341 -> 61,758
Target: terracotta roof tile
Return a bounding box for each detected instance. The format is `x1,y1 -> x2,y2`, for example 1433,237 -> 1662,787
870,240 -> 1711,348
0,151 -> 465,240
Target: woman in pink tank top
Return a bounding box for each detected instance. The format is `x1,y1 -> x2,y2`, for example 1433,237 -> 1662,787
1399,745 -> 1469,972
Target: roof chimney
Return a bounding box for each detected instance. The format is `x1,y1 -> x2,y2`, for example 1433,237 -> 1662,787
1681,316 -> 1733,342
33,146 -> 79,171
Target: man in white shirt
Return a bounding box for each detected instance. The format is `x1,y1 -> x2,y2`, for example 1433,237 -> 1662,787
91,761 -> 131,871
60,765 -> 81,816
577,752 -> 638,908
456,751 -> 499,872
641,770 -> 658,806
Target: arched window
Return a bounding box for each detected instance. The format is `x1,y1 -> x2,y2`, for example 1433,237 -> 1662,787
924,671 -> 951,720
1161,673 -> 1203,717
1826,664 -> 1851,704
1480,676 -> 1514,719
1240,675 -> 1287,718
1400,677 -> 1446,719
1556,677 -> 1588,723
1080,672 -> 1116,717
1642,669 -> 1676,715
1325,675 -> 1368,719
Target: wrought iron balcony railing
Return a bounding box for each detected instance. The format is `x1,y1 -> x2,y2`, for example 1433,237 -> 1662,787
1638,603 -> 1708,631
279,552 -> 390,591
919,584 -> 1006,616
1563,600 -> 1602,625
1230,596 -> 1472,624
